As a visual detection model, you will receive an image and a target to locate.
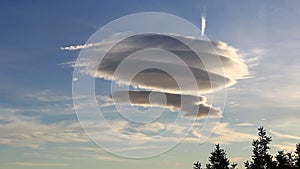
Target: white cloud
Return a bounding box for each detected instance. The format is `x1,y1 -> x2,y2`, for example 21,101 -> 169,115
242,48 -> 268,68
61,42 -> 102,51
234,122 -> 255,127
72,77 -> 79,82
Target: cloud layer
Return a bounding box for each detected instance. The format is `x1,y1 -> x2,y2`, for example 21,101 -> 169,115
72,33 -> 249,118
109,91 -> 222,118
95,34 -> 249,93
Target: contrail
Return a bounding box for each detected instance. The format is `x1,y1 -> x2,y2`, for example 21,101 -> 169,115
60,42 -> 101,51
201,15 -> 206,37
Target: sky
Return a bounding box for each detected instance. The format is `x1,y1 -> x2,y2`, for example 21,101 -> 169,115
0,0 -> 300,168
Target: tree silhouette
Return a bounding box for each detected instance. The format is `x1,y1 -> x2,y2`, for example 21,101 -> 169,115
230,163 -> 238,169
193,161 -> 202,169
244,126 -> 276,169
193,127 -> 300,169
275,151 -> 295,168
295,143 -> 300,168
206,144 -> 237,169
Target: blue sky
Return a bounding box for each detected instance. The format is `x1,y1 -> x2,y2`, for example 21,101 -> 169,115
1,0 -> 300,168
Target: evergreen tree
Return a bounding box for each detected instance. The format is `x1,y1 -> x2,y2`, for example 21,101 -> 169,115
206,144 -> 231,169
230,162 -> 238,169
295,143 -> 300,168
193,161 -> 202,169
275,150 -> 294,168
286,152 -> 295,168
244,126 -> 276,169
193,128 -> 300,169
244,161 -> 251,169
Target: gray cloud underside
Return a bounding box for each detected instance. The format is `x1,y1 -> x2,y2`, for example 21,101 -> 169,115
110,91 -> 222,118
99,61 -> 232,95
92,34 -> 249,95
97,34 -> 249,78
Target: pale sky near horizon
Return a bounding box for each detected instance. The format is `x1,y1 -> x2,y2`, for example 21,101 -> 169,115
1,0 -> 300,169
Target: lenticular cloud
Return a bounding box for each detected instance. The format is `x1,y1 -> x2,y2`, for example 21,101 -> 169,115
109,91 -> 222,118
72,33 -> 249,118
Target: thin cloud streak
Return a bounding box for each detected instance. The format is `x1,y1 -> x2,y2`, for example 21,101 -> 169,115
208,123 -> 257,144
201,15 -> 206,37
272,142 -> 297,152
61,42 -> 101,51
13,162 -> 69,167
234,122 -> 255,127
269,130 -> 300,140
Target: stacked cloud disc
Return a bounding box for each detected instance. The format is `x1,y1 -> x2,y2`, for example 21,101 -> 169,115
72,12 -> 249,158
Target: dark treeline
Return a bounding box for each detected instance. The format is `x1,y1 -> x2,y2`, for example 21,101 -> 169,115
193,127 -> 300,169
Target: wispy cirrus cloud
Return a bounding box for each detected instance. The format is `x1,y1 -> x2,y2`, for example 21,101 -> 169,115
0,103 -> 257,157
269,129 -> 300,140
0,110 -> 87,149
60,32 -> 129,51
234,122 -> 255,127
272,142 -> 297,152
208,123 -> 257,144
242,48 -> 268,68
13,162 -> 69,167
